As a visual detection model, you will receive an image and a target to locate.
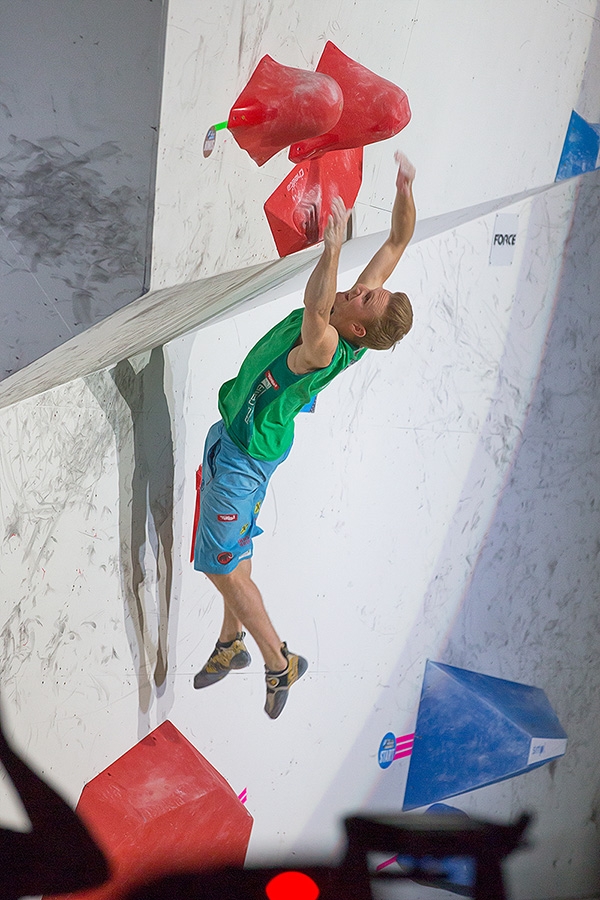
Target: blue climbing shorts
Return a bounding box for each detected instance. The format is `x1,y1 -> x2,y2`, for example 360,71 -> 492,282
192,420 -> 292,575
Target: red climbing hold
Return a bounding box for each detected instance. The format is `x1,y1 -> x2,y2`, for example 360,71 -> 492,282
289,42 -> 411,162
228,55 -> 343,166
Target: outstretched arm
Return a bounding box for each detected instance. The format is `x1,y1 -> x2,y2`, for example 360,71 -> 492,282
287,196 -> 351,374
0,701 -> 109,897
352,151 -> 416,289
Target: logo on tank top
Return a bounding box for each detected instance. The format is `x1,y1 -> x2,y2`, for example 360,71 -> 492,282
245,370 -> 279,424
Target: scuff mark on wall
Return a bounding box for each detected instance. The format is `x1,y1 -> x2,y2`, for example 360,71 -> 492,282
0,136 -> 146,327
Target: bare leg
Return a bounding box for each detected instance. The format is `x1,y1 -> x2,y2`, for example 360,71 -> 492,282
218,602 -> 244,644
206,559 -> 286,672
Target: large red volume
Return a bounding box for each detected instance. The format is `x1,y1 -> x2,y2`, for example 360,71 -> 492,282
264,147 -> 363,257
289,42 -> 411,162
227,55 -> 343,166
44,721 -> 253,900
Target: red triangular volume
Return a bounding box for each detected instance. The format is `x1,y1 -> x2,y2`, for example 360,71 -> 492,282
289,42 -> 411,162
227,55 -> 343,166
51,722 -> 253,900
264,147 -> 363,257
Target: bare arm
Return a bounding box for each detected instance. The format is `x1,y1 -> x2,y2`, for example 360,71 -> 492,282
288,196 -> 351,374
0,702 -> 109,897
352,152 -> 416,289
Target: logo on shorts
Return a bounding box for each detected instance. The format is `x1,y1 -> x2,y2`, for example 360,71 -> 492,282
238,536 -> 251,547
217,551 -> 233,565
217,513 -> 238,522
254,500 -> 262,515
240,522 -> 249,535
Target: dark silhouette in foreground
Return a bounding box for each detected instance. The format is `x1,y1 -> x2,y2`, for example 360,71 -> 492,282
125,811 -> 530,900
0,699 -> 109,899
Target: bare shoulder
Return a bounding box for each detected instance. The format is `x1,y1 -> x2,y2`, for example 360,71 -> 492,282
288,323 -> 339,374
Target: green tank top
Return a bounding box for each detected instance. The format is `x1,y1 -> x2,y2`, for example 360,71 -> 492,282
218,308 -> 366,460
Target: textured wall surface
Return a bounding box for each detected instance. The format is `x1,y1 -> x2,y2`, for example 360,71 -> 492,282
443,173 -> 600,898
1,2 -> 599,898
2,0 -> 597,389
151,0 -> 598,288
0,0 -> 165,379
2,171 -> 599,897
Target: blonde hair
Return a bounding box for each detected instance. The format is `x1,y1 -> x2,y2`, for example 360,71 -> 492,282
360,291 -> 413,350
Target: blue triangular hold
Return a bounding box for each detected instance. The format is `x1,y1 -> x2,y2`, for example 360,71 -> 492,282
556,110 -> 600,180
403,661 -> 567,810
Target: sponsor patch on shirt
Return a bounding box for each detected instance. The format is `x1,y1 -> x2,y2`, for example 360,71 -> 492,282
265,369 -> 280,389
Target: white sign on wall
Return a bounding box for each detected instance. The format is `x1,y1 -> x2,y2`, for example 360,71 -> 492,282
490,213 -> 519,265
527,736 -> 568,766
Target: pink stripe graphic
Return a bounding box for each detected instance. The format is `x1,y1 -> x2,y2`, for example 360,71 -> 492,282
393,732 -> 414,760
394,748 -> 414,760
238,788 -> 248,805
376,855 -> 398,871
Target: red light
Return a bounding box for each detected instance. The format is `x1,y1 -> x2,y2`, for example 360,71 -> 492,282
265,870 -> 320,900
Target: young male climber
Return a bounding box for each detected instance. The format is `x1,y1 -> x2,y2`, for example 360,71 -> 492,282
192,152 -> 416,719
